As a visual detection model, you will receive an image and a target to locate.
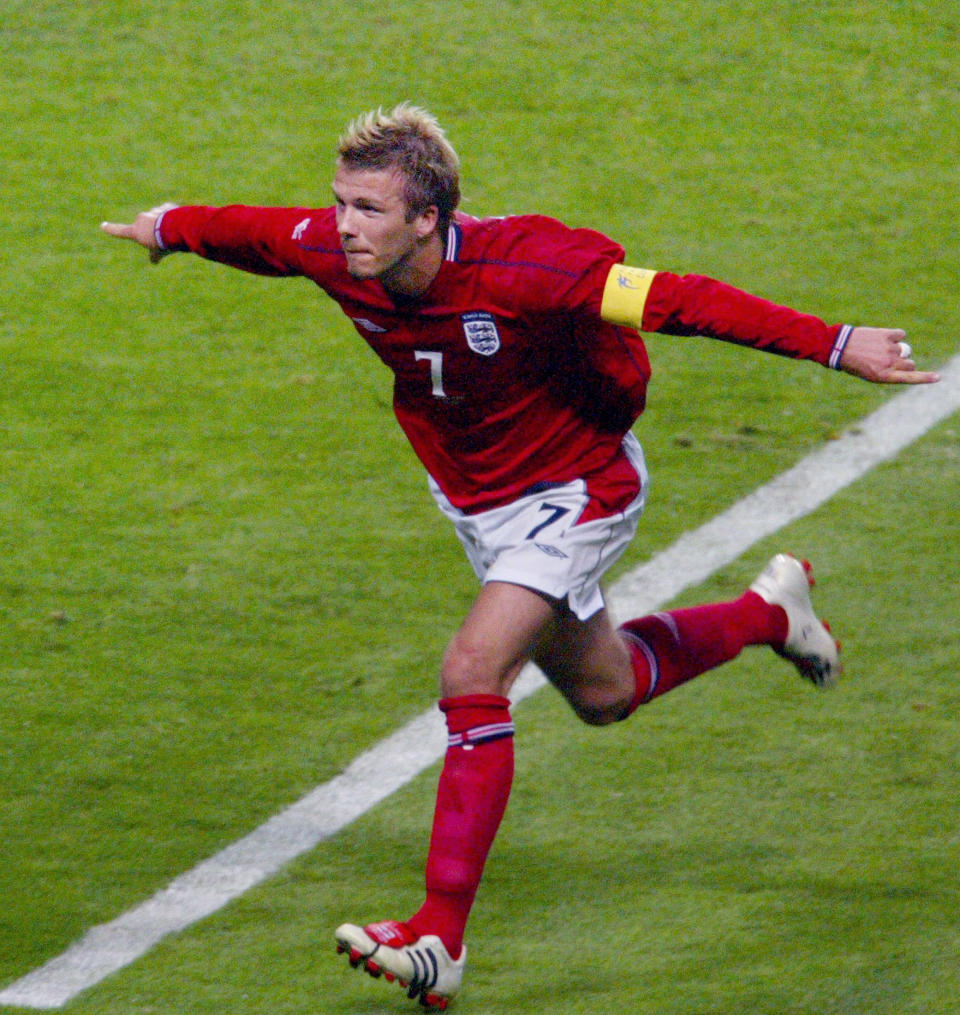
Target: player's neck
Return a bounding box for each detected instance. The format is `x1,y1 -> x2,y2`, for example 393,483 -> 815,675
381,232 -> 445,300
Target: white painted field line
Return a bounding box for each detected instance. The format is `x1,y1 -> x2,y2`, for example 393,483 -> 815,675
3,357 -> 958,1010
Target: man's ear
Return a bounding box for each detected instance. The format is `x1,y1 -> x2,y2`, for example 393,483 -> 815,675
414,204 -> 440,238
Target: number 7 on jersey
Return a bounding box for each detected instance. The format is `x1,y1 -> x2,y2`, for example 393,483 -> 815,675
415,350 -> 445,398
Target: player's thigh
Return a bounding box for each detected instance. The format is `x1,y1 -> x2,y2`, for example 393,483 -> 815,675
533,606 -> 633,698
442,580 -> 560,698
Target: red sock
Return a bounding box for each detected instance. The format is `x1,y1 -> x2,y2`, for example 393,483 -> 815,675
619,590 -> 787,715
406,694 -> 514,959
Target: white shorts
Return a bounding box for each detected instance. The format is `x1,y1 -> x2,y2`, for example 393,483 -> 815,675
429,433 -> 649,620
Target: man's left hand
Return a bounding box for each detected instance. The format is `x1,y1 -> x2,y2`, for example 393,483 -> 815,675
840,327 -> 940,384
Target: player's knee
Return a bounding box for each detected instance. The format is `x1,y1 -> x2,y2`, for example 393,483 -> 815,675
574,703 -> 626,726
440,634 -> 507,697
564,686 -> 629,727
538,658 -> 632,726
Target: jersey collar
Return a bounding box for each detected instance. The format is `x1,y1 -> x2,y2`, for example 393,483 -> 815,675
444,222 -> 462,262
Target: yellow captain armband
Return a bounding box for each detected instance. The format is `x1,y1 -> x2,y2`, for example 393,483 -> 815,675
600,264 -> 658,329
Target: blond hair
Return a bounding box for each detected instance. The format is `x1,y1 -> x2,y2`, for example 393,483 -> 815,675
338,103 -> 461,231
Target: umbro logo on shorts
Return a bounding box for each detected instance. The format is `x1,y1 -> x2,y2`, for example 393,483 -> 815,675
535,542 -> 569,559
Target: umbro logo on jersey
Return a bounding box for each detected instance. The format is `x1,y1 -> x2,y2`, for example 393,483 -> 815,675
461,311 -> 500,356
352,317 -> 388,333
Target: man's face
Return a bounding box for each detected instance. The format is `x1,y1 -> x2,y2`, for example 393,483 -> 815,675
333,164 -> 435,285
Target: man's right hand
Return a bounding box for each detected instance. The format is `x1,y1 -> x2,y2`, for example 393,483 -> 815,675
101,203 -> 178,262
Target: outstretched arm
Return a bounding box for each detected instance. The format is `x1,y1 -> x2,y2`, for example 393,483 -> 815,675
101,203 -> 178,262
600,265 -> 940,386
101,203 -> 314,277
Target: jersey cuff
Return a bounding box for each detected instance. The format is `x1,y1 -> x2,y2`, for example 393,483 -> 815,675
154,211 -> 169,251
600,265 -> 658,329
828,324 -> 854,369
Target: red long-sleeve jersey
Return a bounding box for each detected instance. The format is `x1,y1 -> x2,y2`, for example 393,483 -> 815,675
157,205 -> 844,515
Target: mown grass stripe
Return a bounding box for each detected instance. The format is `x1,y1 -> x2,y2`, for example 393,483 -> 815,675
2,358 -> 957,1010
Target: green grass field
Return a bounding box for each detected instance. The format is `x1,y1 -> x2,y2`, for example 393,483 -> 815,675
2,1 -> 958,1012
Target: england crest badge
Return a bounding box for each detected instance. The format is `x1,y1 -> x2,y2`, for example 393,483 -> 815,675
461,311 -> 500,356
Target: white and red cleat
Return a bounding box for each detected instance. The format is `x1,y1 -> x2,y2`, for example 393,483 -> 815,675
335,920 -> 466,1010
750,553 -> 842,689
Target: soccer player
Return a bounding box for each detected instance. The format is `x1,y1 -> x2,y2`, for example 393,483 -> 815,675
102,104 -> 939,1009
